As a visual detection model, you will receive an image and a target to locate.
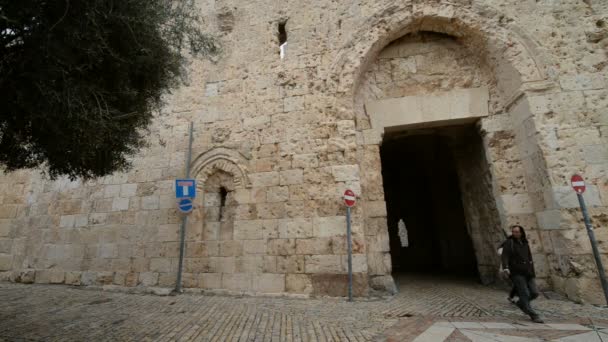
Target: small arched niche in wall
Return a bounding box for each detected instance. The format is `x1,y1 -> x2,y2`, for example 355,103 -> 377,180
186,147 -> 252,290
201,170 -> 236,241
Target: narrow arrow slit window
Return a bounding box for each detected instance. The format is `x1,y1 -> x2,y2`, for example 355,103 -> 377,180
278,21 -> 287,59
219,187 -> 227,220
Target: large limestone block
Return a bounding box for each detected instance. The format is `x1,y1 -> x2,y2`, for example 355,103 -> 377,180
186,242 -> 209,258
182,273 -> 198,288
367,252 -> 392,275
256,203 -> 286,219
280,169 -> 304,185
98,243 -> 118,259
234,220 -> 269,240
157,272 -> 174,287
59,215 -> 75,228
104,185 -> 121,198
0,220 -> 11,237
233,188 -> 252,204
365,217 -> 389,236
369,275 -> 397,294
311,273 -> 369,297
341,254 -> 368,273
501,194 -> 535,214
262,256 -> 277,273
81,271 -> 97,285
208,257 -> 231,273
157,224 -> 179,242
267,239 -> 296,256
559,73 -> 605,91
277,255 -> 305,273
532,253 -> 549,278
553,186 -> 602,209
365,201 -> 387,218
267,186 -> 289,203
35,270 -> 65,284
8,269 -> 30,284
331,165 -> 360,182
313,216 -> 346,237
96,272 -> 113,285
304,255 -> 343,273
0,254 -> 12,271
234,204 -> 257,220
204,222 -> 220,240
278,218 -> 313,238
550,229 -> 594,255
365,87 -> 489,132
329,235 -> 366,255
553,275 -> 606,305
199,273 -> 221,289
293,154 -> 319,169
139,272 -> 159,287
286,274 -> 312,294
113,272 -> 126,286
222,273 -> 252,291
141,196 -> 160,210
220,240 -> 243,257
250,172 -> 280,187
366,233 -> 390,252
150,258 -> 172,273
243,240 -> 267,254
235,256 -> 263,273
120,184 -> 138,197
111,197 -> 130,212
125,272 -> 139,287
536,210 -> 562,230
253,273 -> 285,293
295,238 -> 333,255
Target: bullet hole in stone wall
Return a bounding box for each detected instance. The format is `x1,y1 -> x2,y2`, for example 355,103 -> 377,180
278,21 -> 287,59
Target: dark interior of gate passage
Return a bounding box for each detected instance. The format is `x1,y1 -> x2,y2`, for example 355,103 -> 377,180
380,124 -> 502,281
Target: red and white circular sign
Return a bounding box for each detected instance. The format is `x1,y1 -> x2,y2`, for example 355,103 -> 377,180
571,174 -> 586,194
344,189 -> 356,207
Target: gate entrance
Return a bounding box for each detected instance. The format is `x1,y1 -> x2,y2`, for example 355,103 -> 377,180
380,124 -> 499,281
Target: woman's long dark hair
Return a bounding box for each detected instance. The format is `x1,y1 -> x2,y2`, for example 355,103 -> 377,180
511,225 -> 527,242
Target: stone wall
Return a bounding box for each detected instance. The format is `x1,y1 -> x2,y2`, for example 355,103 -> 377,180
0,0 -> 607,303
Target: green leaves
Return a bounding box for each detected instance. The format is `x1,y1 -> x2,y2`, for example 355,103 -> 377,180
0,0 -> 218,179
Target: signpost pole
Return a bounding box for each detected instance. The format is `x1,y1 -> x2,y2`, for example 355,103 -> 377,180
343,189 -> 355,302
346,205 -> 353,302
576,192 -> 608,304
175,122 -> 194,293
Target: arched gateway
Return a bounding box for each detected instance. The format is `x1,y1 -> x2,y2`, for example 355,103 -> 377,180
328,3 -> 560,294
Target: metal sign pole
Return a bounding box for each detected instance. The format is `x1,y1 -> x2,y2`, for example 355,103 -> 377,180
346,206 -> 353,302
576,192 -> 608,304
175,122 -> 194,293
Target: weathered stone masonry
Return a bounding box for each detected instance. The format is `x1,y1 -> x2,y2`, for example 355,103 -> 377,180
0,1 -> 607,304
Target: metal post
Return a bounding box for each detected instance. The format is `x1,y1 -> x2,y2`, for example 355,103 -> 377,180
577,192 -> 608,304
175,122 -> 194,293
346,206 -> 353,302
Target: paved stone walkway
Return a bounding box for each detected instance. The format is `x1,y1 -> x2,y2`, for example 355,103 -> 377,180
1,275 -> 608,341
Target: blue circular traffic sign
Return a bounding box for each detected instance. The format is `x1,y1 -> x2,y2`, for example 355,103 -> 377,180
177,198 -> 193,214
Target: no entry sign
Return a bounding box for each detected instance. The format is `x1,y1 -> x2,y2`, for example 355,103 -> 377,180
344,189 -> 356,207
571,174 -> 586,194
177,198 -> 194,214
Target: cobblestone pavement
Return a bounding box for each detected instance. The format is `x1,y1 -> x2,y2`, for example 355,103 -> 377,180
1,274 -> 608,341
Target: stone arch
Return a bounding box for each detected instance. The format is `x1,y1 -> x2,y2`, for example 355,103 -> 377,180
190,147 -> 251,192
333,2 -> 557,289
328,2 -> 555,116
